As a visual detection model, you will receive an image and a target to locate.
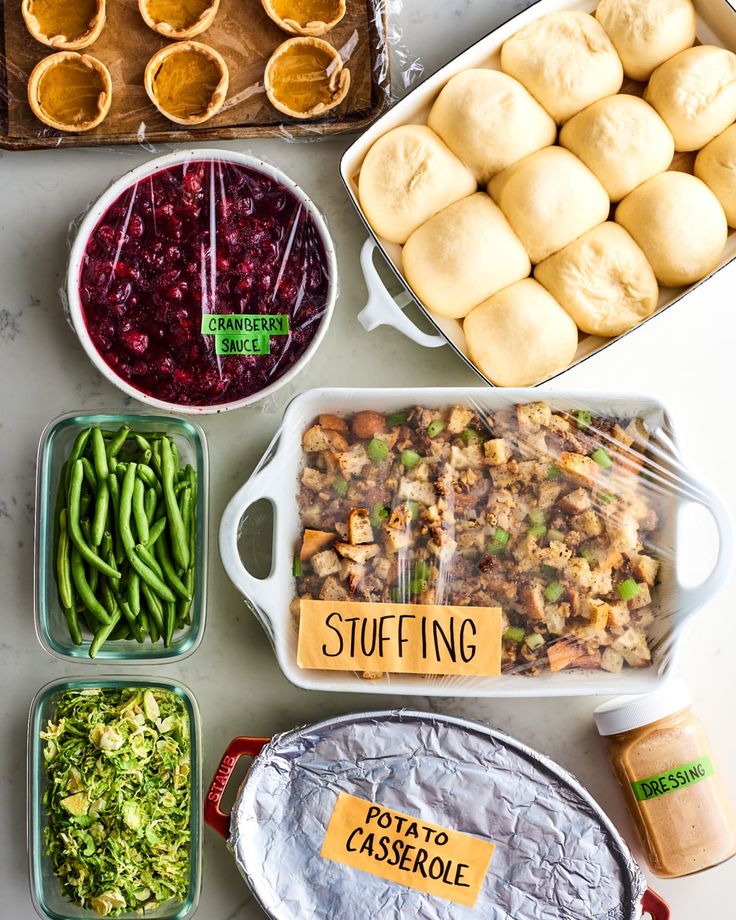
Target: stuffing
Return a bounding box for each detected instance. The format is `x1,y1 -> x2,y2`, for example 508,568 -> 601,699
348,508 -> 373,545
484,438 -> 511,465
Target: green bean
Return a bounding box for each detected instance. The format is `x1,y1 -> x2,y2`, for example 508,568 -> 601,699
80,457 -> 97,493
155,532 -> 191,600
145,517 -> 166,548
107,473 -> 124,565
100,531 -> 113,557
111,619 -> 131,641
170,438 -> 179,468
136,464 -> 162,497
107,562 -> 144,643
70,544 -> 111,625
150,440 -> 163,478
118,461 -> 138,555
133,433 -> 152,453
90,428 -> 110,547
99,577 -> 118,619
164,600 -> 176,647
128,549 -> 176,602
80,522 -> 99,593
140,582 -> 164,634
179,486 -> 192,536
54,460 -> 69,546
62,605 -> 82,646
67,461 -> 119,579
90,612 -> 121,658
136,543 -> 164,579
56,509 -> 74,610
65,428 -> 91,495
144,487 -> 157,525
161,437 -> 189,571
127,570 -> 141,616
148,612 -> 160,644
78,607 -> 97,636
138,609 -> 149,640
106,425 -> 131,459
132,478 -> 149,543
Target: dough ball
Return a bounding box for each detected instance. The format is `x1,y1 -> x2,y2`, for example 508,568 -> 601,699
560,95 -> 674,202
644,45 -> 736,151
534,223 -> 659,337
402,193 -> 531,319
595,0 -> 696,81
488,146 -> 610,264
427,69 -> 556,184
500,11 -> 623,123
695,124 -> 736,227
615,171 -> 727,286
464,278 -> 578,386
358,124 -> 476,244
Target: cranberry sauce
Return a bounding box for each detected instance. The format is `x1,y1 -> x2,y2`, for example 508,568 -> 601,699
79,160 -> 330,405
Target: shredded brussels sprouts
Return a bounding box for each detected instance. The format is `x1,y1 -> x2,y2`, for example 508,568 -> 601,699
41,688 -> 191,916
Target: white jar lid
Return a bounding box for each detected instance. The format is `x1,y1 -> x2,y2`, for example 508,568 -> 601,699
594,678 -> 692,737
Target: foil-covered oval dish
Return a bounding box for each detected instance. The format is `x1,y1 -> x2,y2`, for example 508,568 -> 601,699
226,710 -> 646,920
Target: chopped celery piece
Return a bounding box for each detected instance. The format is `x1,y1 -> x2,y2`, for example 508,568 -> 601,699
412,560 -> 431,581
528,508 -> 545,526
528,523 -> 547,538
618,578 -> 640,601
525,633 -> 545,650
592,448 -> 613,469
333,477 -> 348,496
401,449 -> 421,469
367,437 -> 389,462
461,428 -> 481,444
292,555 -> 303,577
370,503 -> 388,527
503,627 -> 525,644
487,528 -> 509,554
573,409 -> 592,429
598,492 -> 615,505
387,412 -> 407,427
410,578 -> 427,595
427,419 -> 446,438
548,529 -> 565,543
547,462 -> 561,480
544,581 -> 565,603
579,547 -> 597,564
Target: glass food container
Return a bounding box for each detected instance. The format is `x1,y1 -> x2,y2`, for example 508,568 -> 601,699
595,679 -> 736,877
35,411 -> 208,662
28,675 -> 202,920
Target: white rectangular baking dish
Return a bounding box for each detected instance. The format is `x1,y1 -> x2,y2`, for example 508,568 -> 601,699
339,0 -> 736,384
219,388 -> 733,697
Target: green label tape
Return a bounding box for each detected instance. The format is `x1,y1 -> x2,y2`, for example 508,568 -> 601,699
201,314 -> 290,336
214,334 -> 270,356
631,756 -> 714,802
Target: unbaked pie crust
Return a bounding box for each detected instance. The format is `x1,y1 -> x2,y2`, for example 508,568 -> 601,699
22,0 -> 106,51
28,51 -> 112,132
144,41 -> 229,125
138,0 -> 220,40
261,0 -> 346,36
264,36 -> 350,119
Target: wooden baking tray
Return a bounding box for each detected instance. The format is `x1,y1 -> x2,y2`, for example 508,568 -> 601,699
0,0 -> 390,149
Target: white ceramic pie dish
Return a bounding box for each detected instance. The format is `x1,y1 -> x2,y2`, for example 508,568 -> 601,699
219,387 -> 733,697
65,148 -> 338,414
339,0 -> 736,386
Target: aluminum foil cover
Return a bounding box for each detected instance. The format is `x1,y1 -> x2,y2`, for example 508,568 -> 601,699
229,710 -> 645,920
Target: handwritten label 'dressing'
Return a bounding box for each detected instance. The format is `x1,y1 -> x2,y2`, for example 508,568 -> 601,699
321,793 -> 495,907
297,599 -> 502,676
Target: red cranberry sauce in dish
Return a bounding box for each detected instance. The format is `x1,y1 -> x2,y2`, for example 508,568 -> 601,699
79,160 -> 330,406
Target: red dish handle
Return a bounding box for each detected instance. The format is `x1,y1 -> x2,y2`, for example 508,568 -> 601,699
204,736 -> 270,839
641,888 -> 670,920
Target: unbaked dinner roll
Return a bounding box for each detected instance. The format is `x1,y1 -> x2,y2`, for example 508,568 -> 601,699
534,223 -> 658,337
402,193 -> 531,319
427,69 -> 556,184
560,95 -> 674,202
644,46 -> 736,152
488,147 -> 610,264
615,172 -> 727,286
595,0 -> 696,82
358,125 -> 476,245
464,278 -> 578,386
500,11 -> 623,123
695,124 -> 736,227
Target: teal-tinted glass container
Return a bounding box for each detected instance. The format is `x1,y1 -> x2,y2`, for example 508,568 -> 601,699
28,675 -> 202,920
35,412 -> 208,662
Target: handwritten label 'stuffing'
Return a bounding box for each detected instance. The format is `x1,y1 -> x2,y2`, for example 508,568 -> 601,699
297,599 -> 502,677
321,793 -> 495,907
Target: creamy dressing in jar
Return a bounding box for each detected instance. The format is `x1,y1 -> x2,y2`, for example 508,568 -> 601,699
595,680 -> 736,878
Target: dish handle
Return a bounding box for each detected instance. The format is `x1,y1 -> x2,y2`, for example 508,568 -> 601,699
358,238 -> 446,349
677,472 -> 734,616
204,736 -> 270,839
219,441 -> 281,617
641,888 -> 670,919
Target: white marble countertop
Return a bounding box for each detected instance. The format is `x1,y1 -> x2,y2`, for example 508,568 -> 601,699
1,1 -> 735,917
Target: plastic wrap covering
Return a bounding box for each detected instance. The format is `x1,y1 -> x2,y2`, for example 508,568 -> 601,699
1,0 -> 421,148
61,149 -> 338,412
209,710 -> 649,920
220,387 -> 733,696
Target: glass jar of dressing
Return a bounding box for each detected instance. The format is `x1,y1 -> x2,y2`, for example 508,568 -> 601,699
594,679 -> 736,878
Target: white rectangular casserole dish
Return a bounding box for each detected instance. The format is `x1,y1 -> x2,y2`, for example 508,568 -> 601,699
339,0 -> 736,384
219,388 -> 733,697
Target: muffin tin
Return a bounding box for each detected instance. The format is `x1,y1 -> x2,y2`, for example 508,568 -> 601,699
340,0 -> 736,387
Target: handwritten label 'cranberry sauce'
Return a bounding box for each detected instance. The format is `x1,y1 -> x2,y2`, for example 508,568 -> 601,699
79,160 -> 330,405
